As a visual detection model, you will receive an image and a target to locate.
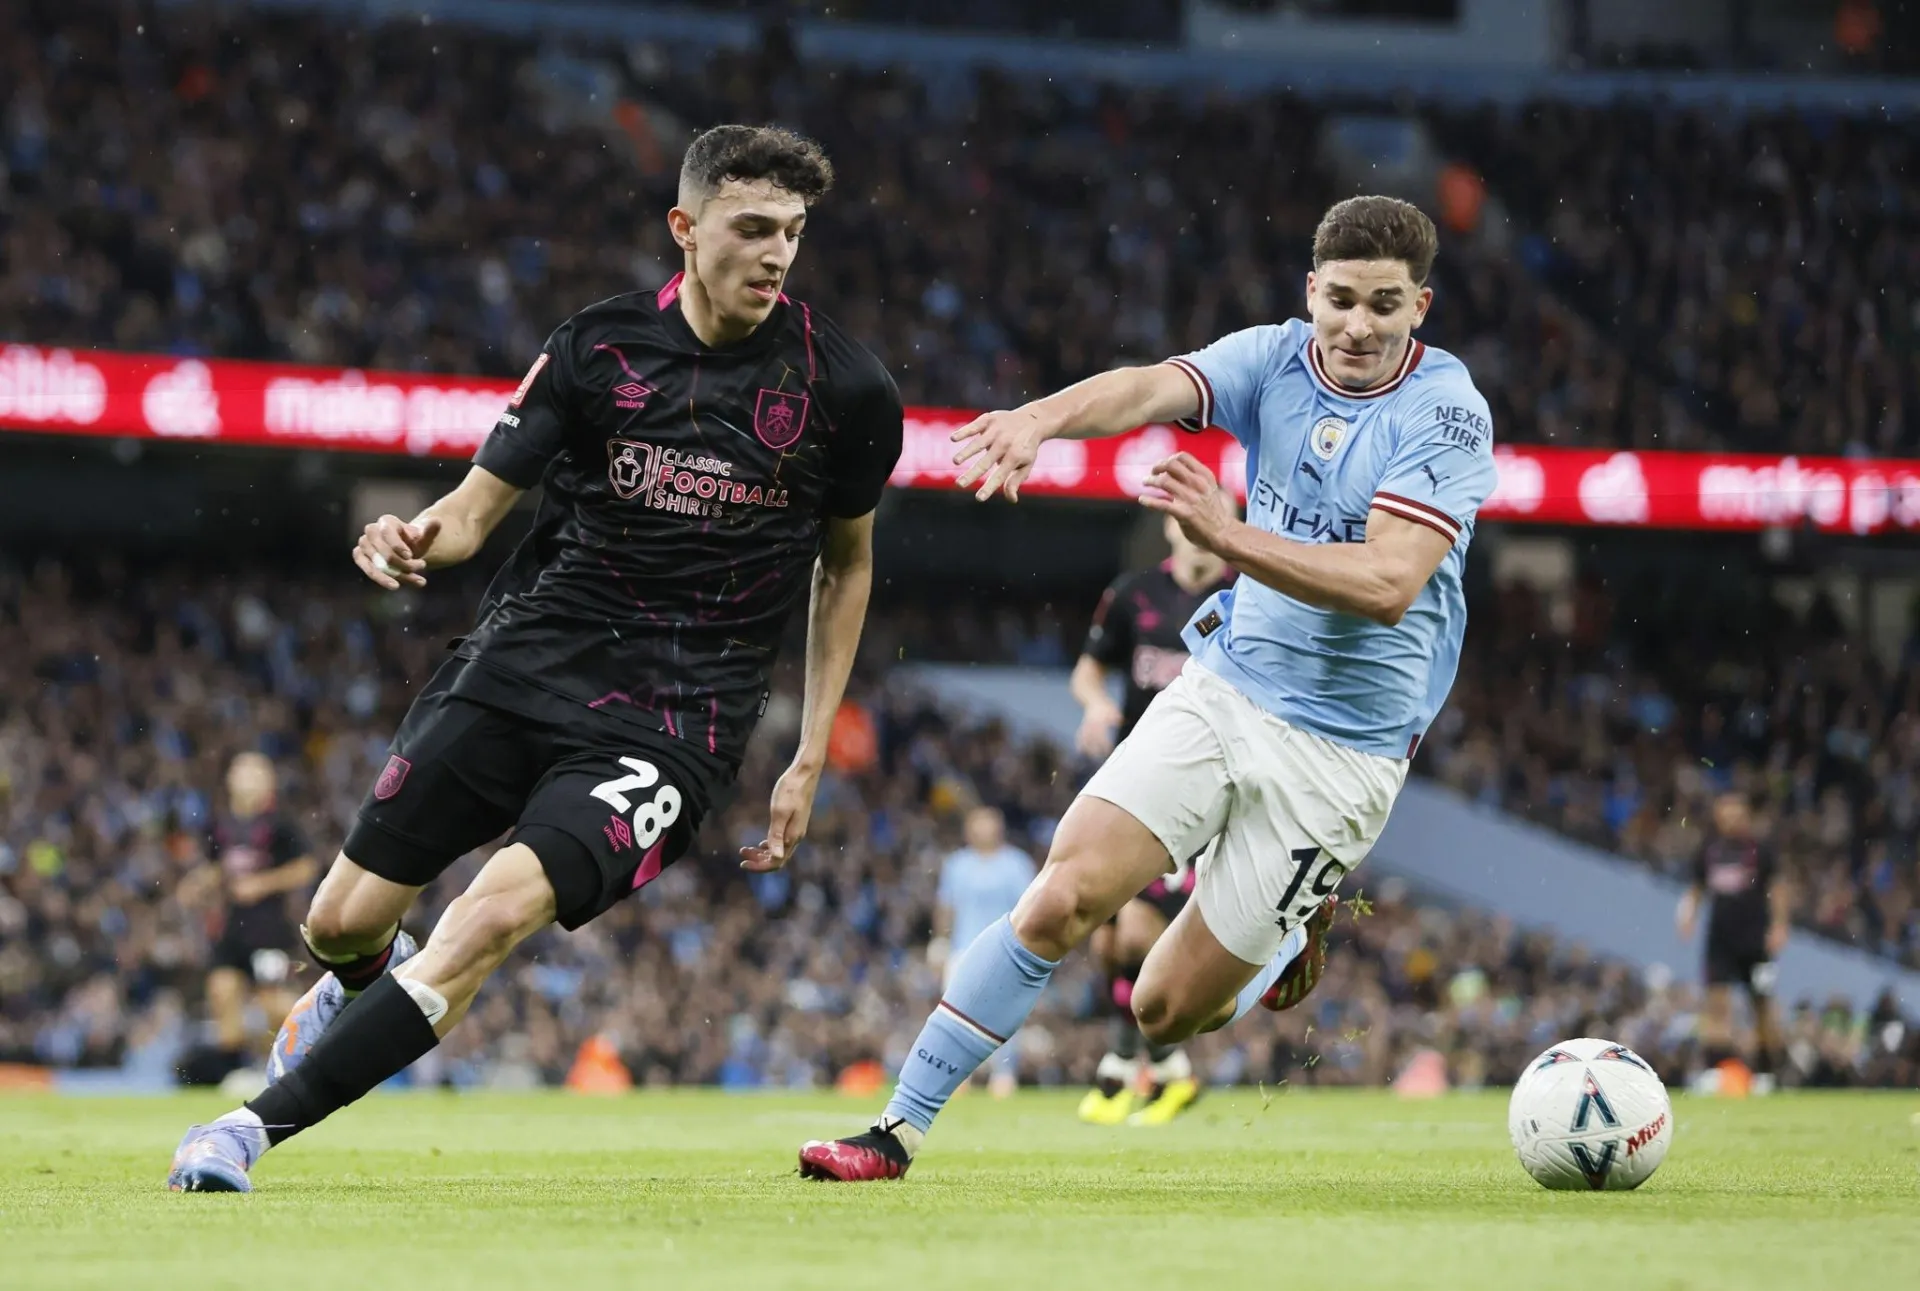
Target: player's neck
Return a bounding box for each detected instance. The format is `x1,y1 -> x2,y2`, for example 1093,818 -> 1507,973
676,271 -> 764,348
1312,335 -> 1408,392
1170,557 -> 1225,592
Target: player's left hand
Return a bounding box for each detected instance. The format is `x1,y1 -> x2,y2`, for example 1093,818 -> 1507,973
740,763 -> 819,872
227,872 -> 274,905
1140,452 -> 1236,552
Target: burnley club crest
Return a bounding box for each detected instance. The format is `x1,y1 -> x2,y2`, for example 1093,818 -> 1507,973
754,388 -> 810,450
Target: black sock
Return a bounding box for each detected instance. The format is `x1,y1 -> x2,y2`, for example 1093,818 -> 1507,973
1145,1041 -> 1179,1064
246,976 -> 440,1146
1108,1015 -> 1142,1062
310,926 -> 402,995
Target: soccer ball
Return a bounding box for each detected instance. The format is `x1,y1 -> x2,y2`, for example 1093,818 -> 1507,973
1508,1037 -> 1673,1191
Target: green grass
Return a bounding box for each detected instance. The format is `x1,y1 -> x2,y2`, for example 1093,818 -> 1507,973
1,1089 -> 1915,1290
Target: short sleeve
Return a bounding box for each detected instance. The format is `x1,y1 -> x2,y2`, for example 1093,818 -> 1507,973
1371,379 -> 1498,547
1164,324 -> 1290,446
474,322 -> 578,488
936,855 -> 960,907
1080,577 -> 1134,668
824,358 -> 905,518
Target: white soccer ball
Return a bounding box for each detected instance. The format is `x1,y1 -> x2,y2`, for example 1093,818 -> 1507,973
1508,1037 -> 1673,1191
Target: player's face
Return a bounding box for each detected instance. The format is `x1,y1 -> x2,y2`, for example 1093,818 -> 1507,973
675,179 -> 808,328
964,807 -> 1005,852
1305,259 -> 1432,389
227,754 -> 275,815
1713,794 -> 1752,837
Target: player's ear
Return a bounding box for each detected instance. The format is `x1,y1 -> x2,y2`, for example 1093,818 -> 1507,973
668,205 -> 696,253
1412,284 -> 1434,328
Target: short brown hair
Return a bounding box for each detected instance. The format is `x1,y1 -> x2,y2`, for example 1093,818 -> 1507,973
679,124 -> 835,208
1312,196 -> 1439,286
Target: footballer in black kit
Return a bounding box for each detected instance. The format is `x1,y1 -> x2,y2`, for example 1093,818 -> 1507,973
1678,790 -> 1789,1088
1070,516 -> 1234,1126
198,753 -> 317,1077
351,260 -> 899,929
169,125 -> 902,1192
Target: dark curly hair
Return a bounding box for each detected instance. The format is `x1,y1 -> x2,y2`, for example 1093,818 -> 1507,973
678,124 -> 835,208
1312,195 -> 1439,286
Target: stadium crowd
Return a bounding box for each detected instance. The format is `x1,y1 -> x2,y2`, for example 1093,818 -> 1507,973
0,0 -> 1845,457
1425,576 -> 1920,969
1435,102 -> 1920,457
4,558 -> 1917,1093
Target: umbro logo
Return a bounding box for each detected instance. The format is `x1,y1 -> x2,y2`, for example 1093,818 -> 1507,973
612,381 -> 653,410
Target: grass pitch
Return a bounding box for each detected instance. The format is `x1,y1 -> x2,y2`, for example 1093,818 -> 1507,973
2,1089 -> 1915,1290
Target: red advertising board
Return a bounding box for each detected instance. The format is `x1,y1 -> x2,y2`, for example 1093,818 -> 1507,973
4,342 -> 1918,535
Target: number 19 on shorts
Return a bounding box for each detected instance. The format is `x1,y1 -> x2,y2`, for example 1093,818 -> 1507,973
1274,845 -> 1346,932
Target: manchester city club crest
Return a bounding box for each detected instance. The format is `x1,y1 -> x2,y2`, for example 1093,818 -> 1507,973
1311,414 -> 1349,461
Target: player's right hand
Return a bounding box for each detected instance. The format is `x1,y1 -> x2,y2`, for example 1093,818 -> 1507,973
354,515 -> 441,590
952,406 -> 1048,502
1075,701 -> 1121,759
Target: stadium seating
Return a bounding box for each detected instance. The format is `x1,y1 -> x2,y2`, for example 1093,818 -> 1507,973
2,558 -> 1915,1091
8,2 -> 1898,455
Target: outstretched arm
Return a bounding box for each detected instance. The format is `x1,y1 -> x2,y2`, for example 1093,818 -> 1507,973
952,364 -> 1202,502
739,511 -> 876,872
353,466 -> 525,590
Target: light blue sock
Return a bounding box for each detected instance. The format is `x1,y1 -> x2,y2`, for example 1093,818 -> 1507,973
1224,923 -> 1311,1028
884,916 -> 1058,1133
991,1033 -> 1019,1079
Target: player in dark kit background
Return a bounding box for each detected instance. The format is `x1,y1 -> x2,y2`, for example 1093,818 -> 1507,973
1069,515 -> 1233,1126
170,124 -> 903,1191
194,753 -> 317,1080
1677,790 -> 1790,1093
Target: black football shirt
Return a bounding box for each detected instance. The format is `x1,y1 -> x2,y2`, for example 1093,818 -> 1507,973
454,275 -> 903,767
1694,832 -> 1775,951
210,814 -> 310,946
1081,564 -> 1236,739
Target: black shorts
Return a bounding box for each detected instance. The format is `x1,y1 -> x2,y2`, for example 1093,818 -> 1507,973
1108,857 -> 1196,930
345,658 -> 728,930
210,927 -> 297,985
1705,940 -> 1777,997
1136,869 -> 1194,924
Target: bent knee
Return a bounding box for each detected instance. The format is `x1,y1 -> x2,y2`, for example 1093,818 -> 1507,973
301,898 -> 369,957
1010,865 -> 1110,958
1130,983 -> 1205,1046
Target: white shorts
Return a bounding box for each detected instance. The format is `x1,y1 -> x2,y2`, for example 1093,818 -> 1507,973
1081,663 -> 1408,965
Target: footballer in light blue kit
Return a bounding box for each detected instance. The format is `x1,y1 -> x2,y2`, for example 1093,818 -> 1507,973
933,806 -> 1038,1097
803,195 -> 1498,1181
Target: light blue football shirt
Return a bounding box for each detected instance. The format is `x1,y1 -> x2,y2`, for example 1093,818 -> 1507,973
1165,319 -> 1497,759
938,845 -> 1037,953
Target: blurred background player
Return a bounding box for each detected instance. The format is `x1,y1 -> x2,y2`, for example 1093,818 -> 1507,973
932,806 -> 1036,1099
1072,516 -> 1234,1125
1678,790 -> 1791,1095
194,754 -> 317,1084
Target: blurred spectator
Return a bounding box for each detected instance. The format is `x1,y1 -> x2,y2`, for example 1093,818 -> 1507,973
4,555 -> 1915,1092
1437,100 -> 1920,455
1425,578 -> 1920,968
0,0 -> 1702,451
